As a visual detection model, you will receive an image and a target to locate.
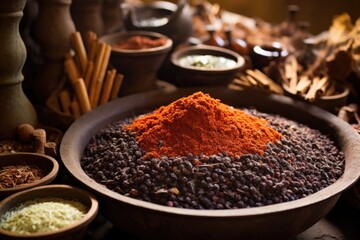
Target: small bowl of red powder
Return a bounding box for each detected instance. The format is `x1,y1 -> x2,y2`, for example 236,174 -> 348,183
99,31 -> 173,96
0,153 -> 59,199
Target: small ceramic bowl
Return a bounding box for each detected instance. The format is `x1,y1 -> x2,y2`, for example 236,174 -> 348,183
171,45 -> 245,87
99,30 -> 173,96
0,184 -> 99,240
0,153 -> 59,199
250,42 -> 289,69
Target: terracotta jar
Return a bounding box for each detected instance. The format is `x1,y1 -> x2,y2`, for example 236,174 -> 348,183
33,0 -> 76,103
0,0 -> 37,140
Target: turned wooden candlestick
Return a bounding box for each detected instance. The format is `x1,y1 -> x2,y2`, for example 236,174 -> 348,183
0,0 -> 37,140
33,0 -> 76,103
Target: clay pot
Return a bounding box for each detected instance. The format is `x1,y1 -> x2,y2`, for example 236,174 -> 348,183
121,0 -> 192,47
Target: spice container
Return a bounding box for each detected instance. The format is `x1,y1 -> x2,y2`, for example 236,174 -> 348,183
60,88 -> 360,240
0,184 -> 98,240
0,153 -> 59,199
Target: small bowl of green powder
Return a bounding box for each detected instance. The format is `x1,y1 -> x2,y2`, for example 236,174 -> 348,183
0,184 -> 98,240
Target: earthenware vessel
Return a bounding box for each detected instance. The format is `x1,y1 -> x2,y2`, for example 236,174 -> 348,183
33,0 -> 76,103
122,0 -> 192,47
0,0 -> 37,140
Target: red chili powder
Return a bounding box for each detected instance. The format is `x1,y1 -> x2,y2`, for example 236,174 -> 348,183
112,35 -> 167,50
126,92 -> 282,158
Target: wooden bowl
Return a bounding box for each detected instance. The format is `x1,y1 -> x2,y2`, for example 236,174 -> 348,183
0,153 -> 59,199
0,184 -> 99,240
171,45 -> 245,87
99,31 -> 173,96
60,87 -> 360,240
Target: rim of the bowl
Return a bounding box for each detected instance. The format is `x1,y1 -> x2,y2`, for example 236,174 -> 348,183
99,30 -> 173,54
0,184 -> 99,237
0,153 -> 59,194
60,87 -> 360,218
171,44 -> 245,72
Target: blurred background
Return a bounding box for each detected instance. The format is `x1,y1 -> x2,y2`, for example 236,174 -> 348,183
142,0 -> 360,34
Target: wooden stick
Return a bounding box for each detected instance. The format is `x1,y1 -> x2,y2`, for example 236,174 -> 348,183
99,69 -> 116,105
73,78 -> 91,113
64,57 -> 81,84
110,74 -> 124,100
305,77 -> 320,101
92,44 -> 112,107
58,90 -> 72,114
89,43 -> 106,104
295,76 -> 311,95
233,78 -> 251,87
71,31 -> 88,74
241,75 -> 257,87
83,61 -> 94,91
246,69 -> 269,88
253,69 -> 284,94
70,99 -> 81,119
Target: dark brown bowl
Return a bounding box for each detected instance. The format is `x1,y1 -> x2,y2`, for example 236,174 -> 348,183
60,87 -> 360,240
0,153 -> 59,199
99,31 -> 173,96
0,184 -> 98,240
171,45 -> 245,87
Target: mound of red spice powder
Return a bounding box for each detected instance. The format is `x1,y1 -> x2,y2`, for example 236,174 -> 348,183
126,92 -> 282,158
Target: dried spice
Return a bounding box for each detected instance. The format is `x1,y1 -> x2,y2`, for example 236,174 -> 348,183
126,92 -> 282,158
112,35 -> 167,50
0,165 -> 44,189
0,198 -> 87,234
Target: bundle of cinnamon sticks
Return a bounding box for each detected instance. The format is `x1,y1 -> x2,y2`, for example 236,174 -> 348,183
58,31 -> 124,118
230,69 -> 284,94
283,55 -> 336,102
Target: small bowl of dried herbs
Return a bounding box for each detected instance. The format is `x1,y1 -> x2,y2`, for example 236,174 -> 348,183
0,184 -> 98,240
0,152 -> 59,199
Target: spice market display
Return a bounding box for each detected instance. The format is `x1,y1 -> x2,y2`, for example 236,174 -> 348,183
1,0 -> 360,239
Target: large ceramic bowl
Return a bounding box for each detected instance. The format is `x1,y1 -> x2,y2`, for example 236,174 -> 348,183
60,88 -> 360,240
171,45 -> 246,87
99,30 -> 173,96
0,184 -> 99,240
0,153 -> 59,199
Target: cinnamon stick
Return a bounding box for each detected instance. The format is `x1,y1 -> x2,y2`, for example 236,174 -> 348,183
99,69 -> 116,105
64,57 -> 81,84
73,78 -> 91,113
110,74 -> 124,100
92,44 -> 112,107
83,61 -> 94,91
71,31 -> 88,74
89,42 -> 106,104
70,99 -> 81,119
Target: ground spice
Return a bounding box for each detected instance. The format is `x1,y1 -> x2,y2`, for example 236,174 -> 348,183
126,92 -> 282,158
0,198 -> 87,234
112,35 -> 167,50
0,165 -> 44,189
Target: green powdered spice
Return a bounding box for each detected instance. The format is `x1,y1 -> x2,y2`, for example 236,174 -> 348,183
0,198 -> 88,234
